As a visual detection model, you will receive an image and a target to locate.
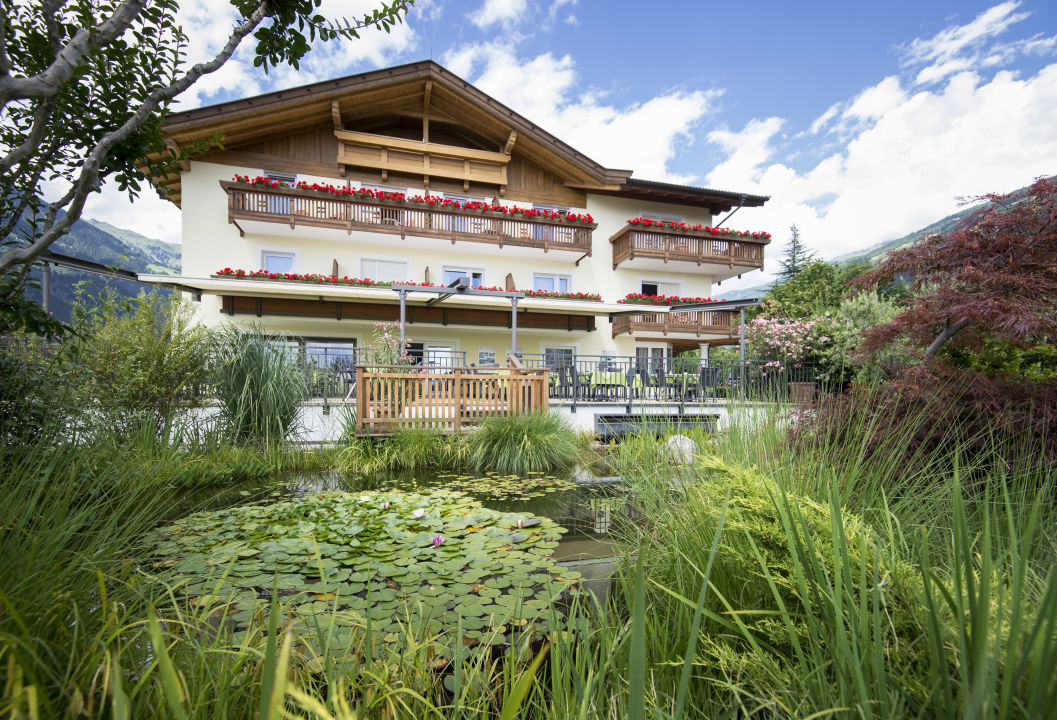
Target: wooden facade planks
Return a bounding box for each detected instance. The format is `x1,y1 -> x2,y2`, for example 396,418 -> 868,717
609,225 -> 766,271
353,358 -> 549,435
222,295 -> 597,332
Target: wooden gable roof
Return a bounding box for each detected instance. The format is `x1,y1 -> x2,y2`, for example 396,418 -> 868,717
158,60 -> 767,213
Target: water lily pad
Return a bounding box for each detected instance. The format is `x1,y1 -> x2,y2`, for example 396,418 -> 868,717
150,489 -> 577,659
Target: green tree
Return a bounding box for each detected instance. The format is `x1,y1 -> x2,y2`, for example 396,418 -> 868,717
776,224 -> 816,279
761,259 -> 870,319
0,0 -> 414,335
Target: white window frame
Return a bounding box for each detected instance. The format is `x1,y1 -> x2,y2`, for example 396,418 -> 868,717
441,264 -> 487,288
531,271 -> 573,294
638,277 -> 684,297
641,210 -> 686,223
258,246 -> 299,273
263,169 -> 297,185
357,254 -> 410,283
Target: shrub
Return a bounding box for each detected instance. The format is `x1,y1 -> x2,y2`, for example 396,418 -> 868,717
213,325 -> 309,443
67,289 -> 213,436
466,412 -> 583,473
813,290 -> 905,388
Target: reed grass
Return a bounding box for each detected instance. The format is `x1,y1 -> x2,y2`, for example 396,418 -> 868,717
213,325 -> 310,444
466,412 -> 584,473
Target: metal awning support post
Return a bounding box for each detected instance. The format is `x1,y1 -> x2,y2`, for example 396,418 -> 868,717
739,306 -> 746,394
398,289 -> 408,343
42,261 -> 51,315
511,296 -> 519,356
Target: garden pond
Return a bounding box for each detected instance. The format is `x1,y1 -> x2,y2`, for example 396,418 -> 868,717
162,467 -> 632,668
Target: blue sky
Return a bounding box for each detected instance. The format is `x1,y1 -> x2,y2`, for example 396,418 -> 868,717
84,0 -> 1057,289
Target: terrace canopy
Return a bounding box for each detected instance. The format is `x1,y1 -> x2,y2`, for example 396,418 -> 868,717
389,280 -> 526,352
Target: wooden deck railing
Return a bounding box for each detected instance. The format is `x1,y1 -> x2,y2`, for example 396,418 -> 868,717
222,181 -> 594,255
611,309 -> 739,338
609,225 -> 766,269
353,356 -> 549,435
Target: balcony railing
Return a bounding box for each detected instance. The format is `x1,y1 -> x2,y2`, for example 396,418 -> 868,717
611,309 -> 738,338
609,225 -> 766,270
222,181 -> 594,255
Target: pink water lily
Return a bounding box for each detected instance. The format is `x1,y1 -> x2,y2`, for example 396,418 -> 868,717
431,536 -> 445,547
381,501 -> 390,510
516,519 -> 524,529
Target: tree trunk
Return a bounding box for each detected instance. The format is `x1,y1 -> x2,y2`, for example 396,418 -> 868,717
924,317 -> 971,360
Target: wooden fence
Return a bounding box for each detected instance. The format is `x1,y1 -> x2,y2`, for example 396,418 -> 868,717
353,356 -> 549,435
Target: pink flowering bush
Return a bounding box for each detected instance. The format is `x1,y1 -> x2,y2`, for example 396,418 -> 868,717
359,322 -> 413,370
745,317 -> 829,368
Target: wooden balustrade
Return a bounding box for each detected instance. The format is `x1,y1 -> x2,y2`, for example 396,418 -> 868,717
222,181 -> 594,254
609,225 -> 766,270
611,309 -> 739,338
353,357 -> 549,435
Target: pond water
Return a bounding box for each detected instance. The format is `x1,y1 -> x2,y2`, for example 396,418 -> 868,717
185,465 -> 631,602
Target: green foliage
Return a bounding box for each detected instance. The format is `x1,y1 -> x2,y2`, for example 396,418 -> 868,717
946,336 -> 1057,384
213,325 -> 310,444
67,289 -> 213,435
467,412 -> 584,473
776,223 -> 816,280
760,258 -> 871,319
814,290 -> 905,386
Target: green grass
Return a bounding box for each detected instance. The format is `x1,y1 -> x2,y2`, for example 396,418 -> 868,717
3,357 -> 1056,718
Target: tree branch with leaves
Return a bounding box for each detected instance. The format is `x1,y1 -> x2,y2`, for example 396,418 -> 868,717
0,0 -> 414,335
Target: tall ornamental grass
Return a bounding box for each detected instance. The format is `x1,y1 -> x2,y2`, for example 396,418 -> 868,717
213,325 -> 310,444
612,394 -> 1057,718
466,412 -> 584,473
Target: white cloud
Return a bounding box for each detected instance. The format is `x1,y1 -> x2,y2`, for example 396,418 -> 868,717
172,0 -> 420,109
468,0 -> 528,30
82,184 -> 183,246
548,0 -> 577,21
708,63 -> 1057,288
899,2 -> 1057,85
841,76 -> 907,121
442,40 -> 719,181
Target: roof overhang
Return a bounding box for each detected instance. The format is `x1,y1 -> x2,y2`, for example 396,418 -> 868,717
137,274 -> 670,316
581,178 -> 770,214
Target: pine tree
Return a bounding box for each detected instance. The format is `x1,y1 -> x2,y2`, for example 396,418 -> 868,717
777,224 -> 816,279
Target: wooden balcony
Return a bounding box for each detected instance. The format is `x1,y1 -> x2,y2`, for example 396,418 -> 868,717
609,225 -> 766,271
611,308 -> 739,338
222,181 -> 594,255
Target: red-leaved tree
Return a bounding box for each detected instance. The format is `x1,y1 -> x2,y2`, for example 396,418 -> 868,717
853,176 -> 1057,360
805,178 -> 1057,465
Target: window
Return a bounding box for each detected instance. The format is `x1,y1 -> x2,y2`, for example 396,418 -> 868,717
359,182 -> 405,195
636,346 -> 672,372
264,170 -> 297,185
305,340 -> 357,369
543,346 -> 575,369
442,266 -> 485,288
640,280 -> 680,297
261,250 -> 295,273
443,192 -> 489,204
477,347 -> 497,366
532,273 -> 571,293
533,203 -> 572,214
360,258 -> 408,283
641,211 -> 685,223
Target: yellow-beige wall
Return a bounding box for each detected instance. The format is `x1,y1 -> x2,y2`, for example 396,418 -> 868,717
180,159 -> 720,358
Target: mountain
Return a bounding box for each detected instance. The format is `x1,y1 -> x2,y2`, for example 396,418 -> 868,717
831,200 -> 986,264
23,215 -> 181,325
84,218 -> 180,274
721,185 -> 1032,300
